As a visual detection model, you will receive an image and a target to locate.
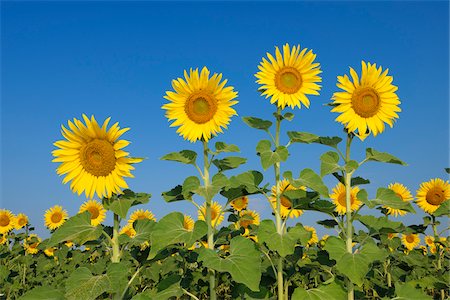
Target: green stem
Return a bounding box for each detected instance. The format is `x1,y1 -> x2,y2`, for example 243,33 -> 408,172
111,213 -> 120,263
431,217 -> 445,300
344,134 -> 354,300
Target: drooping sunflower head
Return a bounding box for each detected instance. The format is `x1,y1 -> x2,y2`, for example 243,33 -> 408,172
255,43 -> 322,109
23,234 -> 41,255
401,233 -> 420,251
331,61 -> 400,141
0,209 -> 15,234
120,224 -> 136,238
183,215 -> 195,232
330,182 -> 362,215
198,201 -> 224,227
52,114 -> 143,199
383,183 -> 413,217
304,226 -> 319,246
230,196 -> 249,211
416,178 -> 450,214
44,205 -> 68,230
128,209 -> 156,225
79,200 -> 106,226
238,210 -> 260,229
270,179 -> 305,219
162,67 -> 238,143
15,213 -> 29,230
44,247 -> 56,257
424,236 -> 435,246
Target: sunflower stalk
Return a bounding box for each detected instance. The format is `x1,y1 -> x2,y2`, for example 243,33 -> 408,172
344,133 -> 354,300
111,213 -> 120,263
431,216 -> 445,300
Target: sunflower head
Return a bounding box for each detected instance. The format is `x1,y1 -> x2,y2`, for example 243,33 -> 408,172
383,183 -> 413,217
304,226 -> 319,246
128,209 -> 156,225
162,67 -> 238,143
15,213 -> 29,230
44,205 -> 68,230
230,196 -> 249,211
79,200 -> 106,226
120,224 -> 136,238
331,61 -> 400,141
52,114 -> 143,199
183,215 -> 195,232
401,233 -> 420,251
24,234 -> 41,255
330,183 -> 362,215
255,43 -> 322,109
424,235 -> 435,246
0,209 -> 15,234
65,241 -> 74,248
416,178 -> 450,214
270,179 -> 305,219
238,210 -> 260,229
0,235 -> 7,245
198,201 -> 224,227
44,247 -> 56,257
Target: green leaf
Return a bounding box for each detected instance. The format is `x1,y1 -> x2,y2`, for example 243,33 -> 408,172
47,212 -> 102,247
222,170 -> 264,200
344,160 -> 359,173
283,112 -> 294,121
242,116 -> 272,131
258,220 -> 311,257
317,219 -> 338,229
445,168 -> 450,174
320,152 -> 341,177
256,140 -> 288,170
106,262 -> 130,294
182,176 -> 200,199
287,131 -> 342,148
433,201 -> 450,217
198,236 -> 261,291
393,283 -> 432,300
65,267 -> 110,300
332,173 -> 370,186
161,150 -> 197,164
371,188 -> 415,213
292,282 -> 346,300
19,286 -> 64,300
129,219 -> 156,246
214,142 -> 240,153
284,169 -> 329,198
161,185 -> 184,202
212,156 -> 247,171
357,215 -> 404,233
365,148 -> 407,165
103,189 -> 151,219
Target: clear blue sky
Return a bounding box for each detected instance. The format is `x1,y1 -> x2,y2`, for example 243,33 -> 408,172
1,1 -> 448,238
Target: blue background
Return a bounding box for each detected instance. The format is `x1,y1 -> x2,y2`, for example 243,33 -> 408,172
1,1 -> 448,238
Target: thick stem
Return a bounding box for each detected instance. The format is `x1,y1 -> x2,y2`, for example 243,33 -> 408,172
344,134 -> 354,300
432,218 -> 445,300
111,213 -> 120,263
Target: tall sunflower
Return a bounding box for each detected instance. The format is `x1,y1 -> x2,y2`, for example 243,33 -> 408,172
330,183 -> 362,215
24,234 -> 41,255
416,178 -> 450,214
383,183 -> 413,217
304,226 -> 319,246
162,67 -> 238,143
52,114 -> 143,199
331,61 -> 401,140
0,209 -> 15,234
270,179 -> 305,219
15,213 -> 29,230
79,200 -> 106,226
44,205 -> 68,230
401,233 -> 420,251
128,209 -> 156,224
230,196 -> 248,211
255,43 -> 322,109
198,201 -> 224,227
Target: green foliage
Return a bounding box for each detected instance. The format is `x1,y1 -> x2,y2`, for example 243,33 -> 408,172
284,169 -> 329,197
18,286 -> 64,300
242,116 -> 272,131
214,141 -> 240,153
256,140 -> 289,170
370,188 -> 415,213
320,151 -> 341,177
292,282 -> 346,300
65,267 -> 111,300
393,283 -> 432,300
287,131 -> 342,148
212,156 -> 247,171
365,148 -> 407,165
103,189 -> 151,219
433,200 -> 450,216
160,150 -> 197,164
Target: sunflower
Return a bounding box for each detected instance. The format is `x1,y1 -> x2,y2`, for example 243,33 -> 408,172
44,205 -> 68,230
24,234 -> 41,255
387,233 -> 398,240
198,201 -> 224,227
419,245 -> 428,255
65,241 -> 74,248
383,183 -> 413,217
0,209 -> 15,234
128,209 -> 156,225
79,200 -> 106,226
331,61 -> 400,140
119,224 -> 136,238
255,43 -> 322,109
330,183 -> 362,215
162,67 -> 238,143
270,179 -> 305,219
401,233 -> 420,251
238,210 -> 260,229
44,247 -> 56,257
424,236 -> 435,246
52,114 -> 143,199
183,215 -> 195,231
0,235 -> 7,245
304,226 -> 319,246
230,196 -> 248,211
15,213 -> 28,230
416,178 -> 450,214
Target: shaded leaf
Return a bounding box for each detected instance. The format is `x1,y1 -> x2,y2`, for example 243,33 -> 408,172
242,116 -> 272,131
320,152 -> 341,177
212,156 -> 247,171
365,148 -> 407,165
19,286 -> 64,300
292,282 -> 346,300
287,131 -> 342,148
284,169 -> 329,197
161,150 -> 197,164
65,268 -> 110,300
214,142 -> 240,153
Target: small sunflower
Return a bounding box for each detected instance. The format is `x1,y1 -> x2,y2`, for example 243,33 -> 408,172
79,200 -> 106,226
330,183 -> 362,215
0,209 -> 15,234
44,205 -> 68,230
331,61 -> 401,140
0,235 -> 7,245
65,241 -> 74,248
198,201 -> 224,227
162,67 -> 238,143
383,183 -> 413,217
401,233 -> 420,251
304,226 -> 319,246
419,245 -> 428,255
270,179 -> 305,219
44,247 -> 56,257
15,213 -> 29,230
238,210 -> 260,229
255,43 -> 322,109
128,209 -> 156,225
424,236 -> 435,246
183,215 -> 195,231
416,178 -> 450,214
24,234 -> 41,255
230,196 -> 248,211
120,224 -> 136,238
52,114 -> 143,199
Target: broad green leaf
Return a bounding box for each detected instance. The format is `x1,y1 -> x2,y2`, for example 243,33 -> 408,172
433,200 -> 450,217
103,190 -> 151,219
242,116 -> 272,131
161,185 -> 184,202
287,131 -> 342,148
309,200 -> 336,214
182,176 -> 200,198
284,169 -> 329,197
161,150 -> 197,164
198,236 -> 261,291
357,189 -> 374,208
129,219 -> 156,246
47,212 -> 102,247
335,253 -> 370,287
357,215 -> 404,233
283,112 -> 294,121
257,140 -> 288,170
212,172 -> 229,188
332,173 -> 370,186
258,220 -> 311,257
214,142 -> 240,153
344,160 -> 359,173
365,148 -> 407,165
317,219 -> 338,229
292,282 -> 346,300
371,188 -> 415,213
212,156 -> 247,171
392,283 -> 432,300
106,262 -> 130,294
65,267 -> 110,300
0,265 -> 10,282
323,237 -> 347,261
19,286 -> 64,300
320,152 -> 341,177
222,170 -> 264,200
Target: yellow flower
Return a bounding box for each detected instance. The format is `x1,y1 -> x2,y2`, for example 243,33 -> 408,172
24,234 -> 41,255
401,233 -> 420,251
162,67 -> 238,143
128,209 -> 156,224
419,245 -> 428,255
52,114 -> 142,199
230,196 -> 248,211
219,244 -> 230,252
255,43 -> 322,109
140,241 -> 150,251
44,205 -> 68,230
0,235 -> 7,245
0,209 -> 15,234
331,61 -> 400,140
44,247 -> 56,257
15,213 -> 29,230
270,179 -> 304,219
387,233 -> 398,240
383,183 -> 413,217
183,215 -> 195,232
79,200 -> 106,226
65,241 -> 74,248
247,235 -> 258,243
304,226 -> 319,246
198,201 -> 224,227
238,210 -> 260,229
120,224 -> 136,238
424,235 -> 435,246
416,178 -> 450,214
330,183 -> 362,215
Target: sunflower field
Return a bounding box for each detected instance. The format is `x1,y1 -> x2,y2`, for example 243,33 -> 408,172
1,42 -> 449,300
